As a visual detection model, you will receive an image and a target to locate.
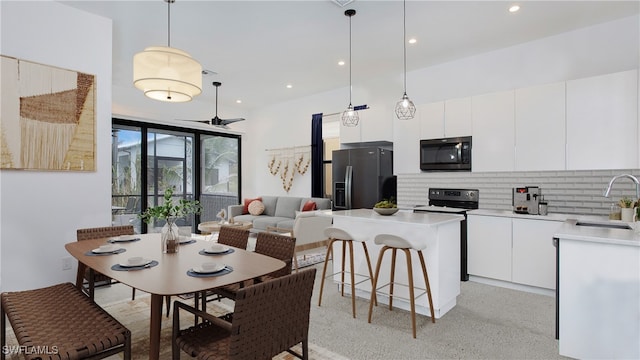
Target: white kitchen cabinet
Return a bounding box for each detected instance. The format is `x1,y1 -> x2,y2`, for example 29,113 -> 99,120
419,101 -> 445,139
515,82 -> 566,171
444,97 -> 472,137
471,90 -> 515,172
467,214 -> 512,281
418,98 -> 471,140
341,106 -> 393,144
512,218 -> 561,289
566,69 -> 638,170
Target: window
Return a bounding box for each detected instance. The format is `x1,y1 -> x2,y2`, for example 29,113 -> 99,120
112,119 -> 241,234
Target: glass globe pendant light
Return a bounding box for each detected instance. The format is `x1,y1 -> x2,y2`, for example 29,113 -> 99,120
395,0 -> 416,120
133,0 -> 202,103
342,9 -> 359,127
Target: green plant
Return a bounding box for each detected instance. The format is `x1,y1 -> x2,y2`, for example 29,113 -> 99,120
139,187 -> 201,224
374,197 -> 397,209
618,197 -> 635,208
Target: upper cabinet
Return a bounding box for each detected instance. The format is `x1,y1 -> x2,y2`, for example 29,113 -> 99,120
419,101 -> 445,139
340,106 -> 393,144
444,97 -> 472,138
419,97 -> 472,140
472,90 -> 515,172
566,69 -> 638,170
515,82 -> 566,171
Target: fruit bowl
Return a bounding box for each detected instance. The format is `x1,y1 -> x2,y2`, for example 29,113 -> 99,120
373,207 -> 399,216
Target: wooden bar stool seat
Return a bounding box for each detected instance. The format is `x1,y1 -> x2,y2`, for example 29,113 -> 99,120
367,233 -> 435,338
318,227 -> 376,318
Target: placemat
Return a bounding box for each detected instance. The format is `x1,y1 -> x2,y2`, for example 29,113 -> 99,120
108,237 -> 141,243
84,248 -> 126,256
198,248 -> 235,256
180,239 -> 197,245
111,260 -> 159,271
187,266 -> 233,278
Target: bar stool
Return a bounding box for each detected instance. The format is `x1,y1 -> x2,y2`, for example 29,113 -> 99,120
318,227 -> 377,318
367,233 -> 435,338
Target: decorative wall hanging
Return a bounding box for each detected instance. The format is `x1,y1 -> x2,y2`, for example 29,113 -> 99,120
266,145 -> 311,192
0,55 -> 96,171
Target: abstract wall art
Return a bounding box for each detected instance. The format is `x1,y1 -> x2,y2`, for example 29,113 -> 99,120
1,55 -> 96,171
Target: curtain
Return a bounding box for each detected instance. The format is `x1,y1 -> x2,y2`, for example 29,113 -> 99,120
311,113 -> 323,198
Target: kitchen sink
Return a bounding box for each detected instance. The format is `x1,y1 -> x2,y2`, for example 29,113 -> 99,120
575,221 -> 632,230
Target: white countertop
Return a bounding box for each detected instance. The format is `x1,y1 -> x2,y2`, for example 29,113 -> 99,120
467,208 -> 608,222
327,208 -> 463,226
554,219 -> 640,247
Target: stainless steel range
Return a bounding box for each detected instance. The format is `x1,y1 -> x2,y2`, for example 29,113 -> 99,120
414,188 -> 479,281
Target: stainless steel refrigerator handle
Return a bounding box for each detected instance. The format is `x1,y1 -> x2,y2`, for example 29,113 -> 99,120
345,166 -> 353,209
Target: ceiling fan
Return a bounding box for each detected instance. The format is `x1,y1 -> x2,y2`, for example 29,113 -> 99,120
186,81 -> 245,128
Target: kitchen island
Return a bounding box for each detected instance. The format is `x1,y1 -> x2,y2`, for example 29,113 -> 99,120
325,209 -> 463,319
554,219 -> 640,359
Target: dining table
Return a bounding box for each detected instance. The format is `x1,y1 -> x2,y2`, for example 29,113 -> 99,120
65,233 -> 286,360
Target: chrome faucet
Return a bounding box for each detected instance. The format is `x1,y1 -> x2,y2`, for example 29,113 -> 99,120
603,174 -> 640,199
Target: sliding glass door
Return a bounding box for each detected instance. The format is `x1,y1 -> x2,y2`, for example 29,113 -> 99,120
112,119 -> 241,234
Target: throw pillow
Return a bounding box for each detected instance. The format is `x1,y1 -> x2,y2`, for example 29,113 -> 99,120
302,200 -> 316,211
248,200 -> 265,215
243,197 -> 262,214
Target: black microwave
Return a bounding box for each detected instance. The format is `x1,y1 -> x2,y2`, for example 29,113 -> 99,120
420,136 -> 472,171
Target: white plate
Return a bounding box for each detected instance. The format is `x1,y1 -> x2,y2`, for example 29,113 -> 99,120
119,258 -> 152,267
109,235 -> 138,242
191,263 -> 226,274
92,246 -> 119,254
204,245 -> 230,254
179,236 -> 193,244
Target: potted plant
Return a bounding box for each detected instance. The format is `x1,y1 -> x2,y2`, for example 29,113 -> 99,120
618,197 -> 636,222
139,187 -> 201,253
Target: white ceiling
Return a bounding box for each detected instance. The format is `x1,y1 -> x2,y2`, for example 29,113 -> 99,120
60,0 -> 639,114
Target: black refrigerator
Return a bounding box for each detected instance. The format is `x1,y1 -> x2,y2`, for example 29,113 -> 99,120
332,147 -> 395,210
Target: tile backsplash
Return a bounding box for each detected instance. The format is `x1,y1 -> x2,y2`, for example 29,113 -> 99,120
398,169 -> 640,216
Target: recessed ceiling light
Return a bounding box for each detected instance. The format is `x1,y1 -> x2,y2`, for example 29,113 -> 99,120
286,84 -> 293,89
509,5 -> 520,13
236,99 -> 242,104
408,38 -> 417,44
338,60 -> 345,66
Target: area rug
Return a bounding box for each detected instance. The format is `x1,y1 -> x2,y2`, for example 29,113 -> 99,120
295,252 -> 326,269
3,294 -> 345,360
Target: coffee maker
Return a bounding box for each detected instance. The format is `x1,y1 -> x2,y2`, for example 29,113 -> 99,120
513,186 -> 542,214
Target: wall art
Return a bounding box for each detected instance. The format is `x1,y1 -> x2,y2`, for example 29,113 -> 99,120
1,55 -> 96,171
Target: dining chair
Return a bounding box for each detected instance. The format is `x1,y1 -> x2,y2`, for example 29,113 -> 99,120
207,231 -> 296,303
217,226 -> 250,249
172,268 -> 317,360
75,225 -> 135,300
191,226 -> 251,311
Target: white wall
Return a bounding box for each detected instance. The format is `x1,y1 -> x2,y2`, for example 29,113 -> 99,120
0,1 -> 112,291
247,14 -> 639,189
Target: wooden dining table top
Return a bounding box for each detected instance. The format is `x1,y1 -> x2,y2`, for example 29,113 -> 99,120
65,233 -> 286,296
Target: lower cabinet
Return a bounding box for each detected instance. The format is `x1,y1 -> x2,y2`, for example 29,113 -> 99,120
468,214 -> 561,290
467,215 -> 512,281
512,219 -> 559,289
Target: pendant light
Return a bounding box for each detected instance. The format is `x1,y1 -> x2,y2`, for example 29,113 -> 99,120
395,0 -> 416,120
133,0 -> 202,103
342,9 -> 359,127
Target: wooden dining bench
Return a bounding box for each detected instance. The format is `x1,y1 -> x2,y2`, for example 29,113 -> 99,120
1,282 -> 131,360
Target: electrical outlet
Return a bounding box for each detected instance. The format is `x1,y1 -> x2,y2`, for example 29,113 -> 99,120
62,257 -> 73,271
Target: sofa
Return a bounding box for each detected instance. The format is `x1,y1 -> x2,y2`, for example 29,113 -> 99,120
228,196 -> 331,232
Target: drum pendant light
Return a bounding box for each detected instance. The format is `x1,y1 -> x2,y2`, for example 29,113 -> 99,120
395,0 -> 416,120
342,9 -> 359,127
133,0 -> 202,103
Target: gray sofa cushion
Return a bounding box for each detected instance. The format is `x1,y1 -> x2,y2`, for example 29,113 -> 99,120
261,196 -> 279,216
275,218 -> 295,230
252,216 -> 291,230
233,214 -> 259,223
274,197 -> 302,219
